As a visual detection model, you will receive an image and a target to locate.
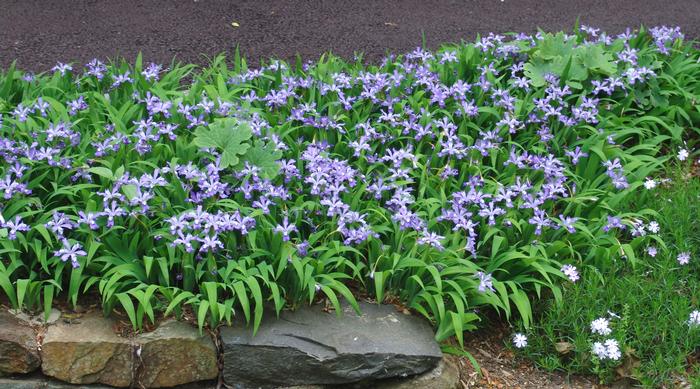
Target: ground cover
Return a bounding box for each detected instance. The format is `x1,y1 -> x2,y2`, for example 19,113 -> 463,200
0,24 -> 697,367
515,163 -> 700,387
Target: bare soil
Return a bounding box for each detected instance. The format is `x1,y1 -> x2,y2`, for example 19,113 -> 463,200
455,322 -> 602,389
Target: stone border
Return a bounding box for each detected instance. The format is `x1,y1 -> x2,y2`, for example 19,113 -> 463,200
0,305 -> 459,388
1,309 -> 218,388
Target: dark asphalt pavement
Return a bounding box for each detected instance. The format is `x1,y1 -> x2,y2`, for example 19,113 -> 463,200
1,0 -> 699,71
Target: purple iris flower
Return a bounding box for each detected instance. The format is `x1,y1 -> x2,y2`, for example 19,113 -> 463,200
274,217 -> 298,241
602,216 -> 626,232
417,231 -> 445,251
3,216 -> 30,240
46,212 -> 75,237
474,272 -> 495,293
78,211 -> 100,230
199,235 -> 223,253
54,240 -> 86,268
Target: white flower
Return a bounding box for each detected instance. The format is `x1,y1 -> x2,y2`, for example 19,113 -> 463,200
644,178 -> 656,189
592,339 -> 622,361
592,342 -> 607,359
561,264 -> 579,282
513,333 -> 528,348
604,339 -> 622,360
591,317 -> 612,335
689,310 -> 700,326
647,221 -> 660,234
678,148 -> 689,161
677,252 -> 691,265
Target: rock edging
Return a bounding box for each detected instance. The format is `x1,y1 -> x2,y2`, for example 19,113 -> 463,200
0,311 -> 41,375
2,302 -> 455,388
40,313 -> 218,388
221,302 -> 443,388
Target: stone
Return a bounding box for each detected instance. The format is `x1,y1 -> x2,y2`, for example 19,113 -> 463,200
0,311 -> 41,375
279,386 -> 325,389
221,302 -> 443,388
40,313 -> 219,388
10,308 -> 61,326
373,356 -> 460,389
0,376 -> 217,389
0,376 -> 113,388
40,313 -> 134,387
136,319 -> 218,388
42,308 -> 62,325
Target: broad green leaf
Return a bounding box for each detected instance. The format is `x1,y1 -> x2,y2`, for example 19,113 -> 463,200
578,45 -> 617,75
193,118 -> 252,168
116,293 -> 137,329
87,167 -> 114,181
239,140 -> 282,179
537,32 -> 576,60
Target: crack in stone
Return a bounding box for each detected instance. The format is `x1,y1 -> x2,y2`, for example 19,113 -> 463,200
278,316 -> 307,326
280,333 -> 339,357
210,327 -> 225,389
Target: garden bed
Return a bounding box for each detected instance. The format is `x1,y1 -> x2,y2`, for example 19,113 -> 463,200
0,24 -> 699,387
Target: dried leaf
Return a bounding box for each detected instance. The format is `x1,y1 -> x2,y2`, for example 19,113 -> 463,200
615,353 -> 641,378
555,341 -> 574,354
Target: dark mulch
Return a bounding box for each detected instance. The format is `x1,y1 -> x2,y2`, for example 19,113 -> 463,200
2,0 -> 700,72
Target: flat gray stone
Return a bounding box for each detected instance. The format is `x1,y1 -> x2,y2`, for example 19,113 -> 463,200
40,313 -> 134,387
136,319 -> 218,388
0,311 -> 41,375
221,302 -> 442,388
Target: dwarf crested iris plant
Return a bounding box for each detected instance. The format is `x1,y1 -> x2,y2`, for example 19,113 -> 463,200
0,25 -> 697,343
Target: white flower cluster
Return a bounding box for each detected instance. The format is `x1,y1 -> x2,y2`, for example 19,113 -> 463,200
688,310 -> 700,326
590,317 -> 612,335
677,252 -> 691,265
630,219 -> 662,237
592,339 -> 622,361
590,317 -> 621,361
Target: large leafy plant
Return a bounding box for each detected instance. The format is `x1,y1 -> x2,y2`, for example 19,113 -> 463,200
193,118 -> 253,168
524,32 -> 618,87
